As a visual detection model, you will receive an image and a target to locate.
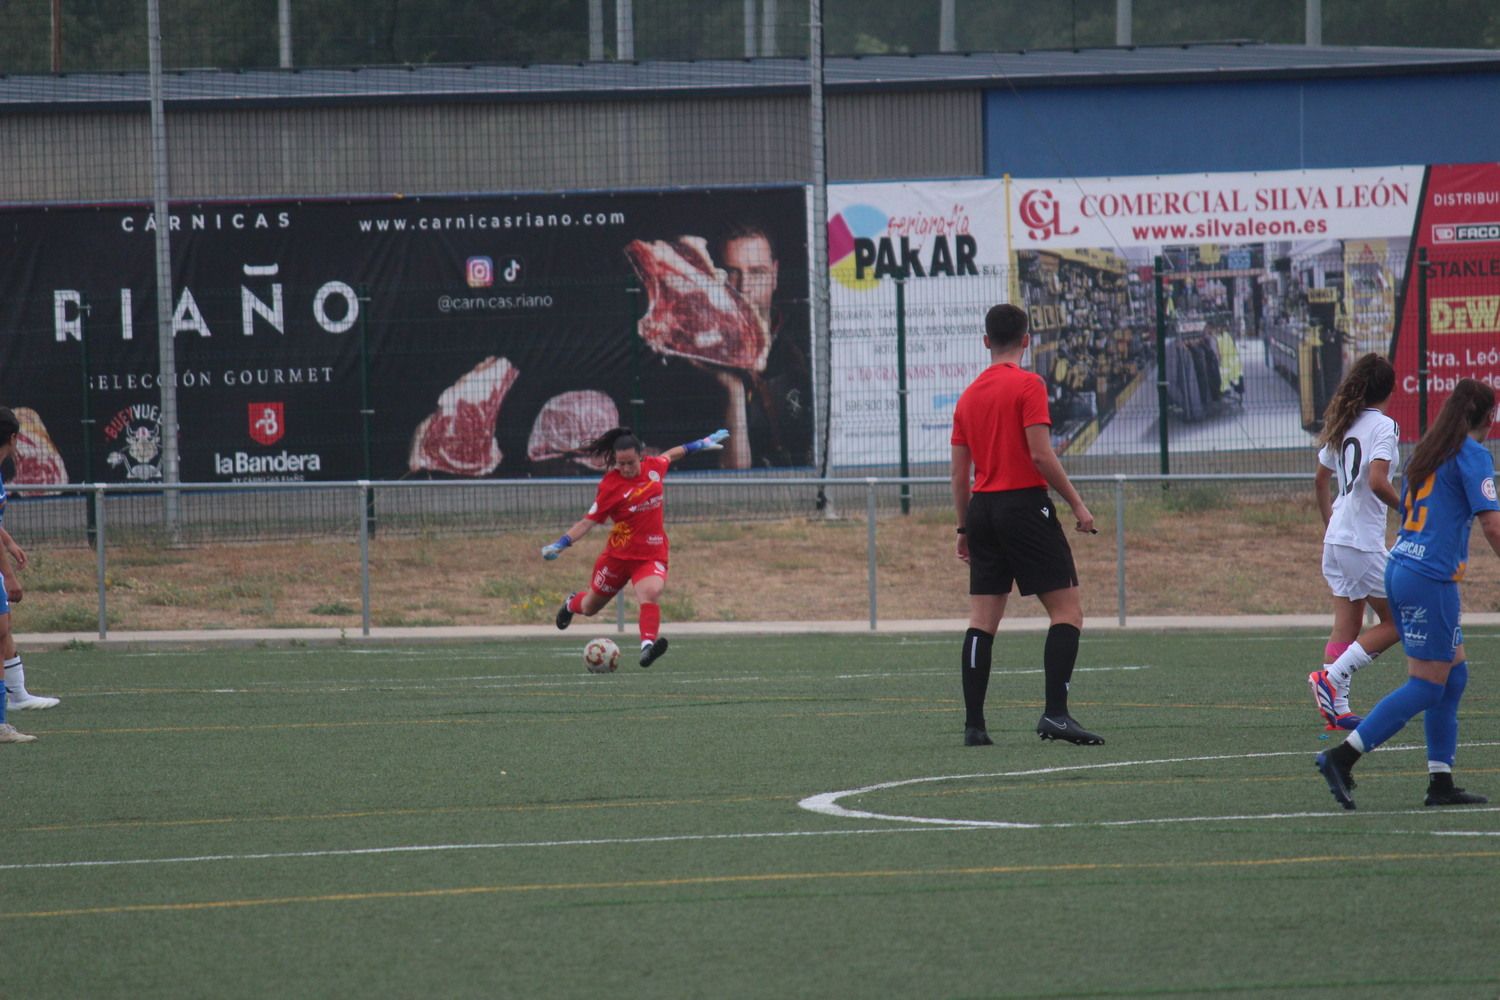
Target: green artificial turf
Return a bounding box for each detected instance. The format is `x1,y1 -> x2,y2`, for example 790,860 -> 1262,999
3,630 -> 1497,998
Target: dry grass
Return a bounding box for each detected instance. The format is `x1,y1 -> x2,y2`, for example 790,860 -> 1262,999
14,494 -> 1500,632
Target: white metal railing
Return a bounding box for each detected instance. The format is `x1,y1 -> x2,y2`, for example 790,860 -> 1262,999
6,473 -> 1308,638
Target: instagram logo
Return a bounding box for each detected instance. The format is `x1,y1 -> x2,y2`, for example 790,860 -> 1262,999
466,256 -> 494,288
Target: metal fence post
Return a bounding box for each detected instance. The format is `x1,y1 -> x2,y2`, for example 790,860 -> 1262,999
895,278 -> 911,515
358,481 -> 371,637
866,478 -> 878,630
93,485 -> 107,639
1153,256 -> 1171,480
1114,475 -> 1127,626
1417,247 -> 1430,436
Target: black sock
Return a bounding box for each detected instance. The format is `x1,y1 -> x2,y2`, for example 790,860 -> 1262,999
1331,741 -> 1363,768
1043,623 -> 1081,717
1428,771 -> 1453,791
961,627 -> 994,729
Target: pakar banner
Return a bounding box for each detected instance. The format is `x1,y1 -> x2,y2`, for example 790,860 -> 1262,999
826,179 -> 1008,467
0,188 -> 812,483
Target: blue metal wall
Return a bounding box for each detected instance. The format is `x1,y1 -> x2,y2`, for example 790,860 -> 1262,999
985,73 -> 1500,177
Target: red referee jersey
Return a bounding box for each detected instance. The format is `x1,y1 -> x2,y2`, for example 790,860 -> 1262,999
951,361 -> 1051,492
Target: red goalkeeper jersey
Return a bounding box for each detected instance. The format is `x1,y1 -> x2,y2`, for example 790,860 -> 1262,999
585,453 -> 672,560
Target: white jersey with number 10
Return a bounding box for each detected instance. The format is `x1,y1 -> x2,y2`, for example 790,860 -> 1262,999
1317,408 -> 1399,553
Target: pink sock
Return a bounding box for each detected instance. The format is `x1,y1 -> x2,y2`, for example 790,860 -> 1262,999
639,603 -> 661,644
1324,641 -> 1350,664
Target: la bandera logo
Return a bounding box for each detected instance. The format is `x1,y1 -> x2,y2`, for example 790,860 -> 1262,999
249,402 -> 285,446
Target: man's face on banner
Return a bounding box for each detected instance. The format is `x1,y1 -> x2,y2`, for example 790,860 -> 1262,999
721,235 -> 779,326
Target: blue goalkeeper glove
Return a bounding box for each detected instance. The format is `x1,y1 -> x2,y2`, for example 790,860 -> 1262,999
541,535 -> 572,560
682,428 -> 730,454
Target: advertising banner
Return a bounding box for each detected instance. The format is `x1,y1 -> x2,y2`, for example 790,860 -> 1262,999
827,179 -> 1008,467
0,188 -> 812,483
1388,162 -> 1500,437
1006,166 -> 1427,456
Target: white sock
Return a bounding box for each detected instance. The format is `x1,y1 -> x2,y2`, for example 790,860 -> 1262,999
1428,761 -> 1452,775
1326,642 -> 1374,689
4,657 -> 24,697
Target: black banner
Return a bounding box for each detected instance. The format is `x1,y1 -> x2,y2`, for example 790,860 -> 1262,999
0,188 -> 811,482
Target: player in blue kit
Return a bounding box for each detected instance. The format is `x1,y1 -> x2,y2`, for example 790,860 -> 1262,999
1316,379 -> 1500,809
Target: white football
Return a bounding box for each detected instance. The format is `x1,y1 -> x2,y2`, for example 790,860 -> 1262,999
584,637 -> 620,673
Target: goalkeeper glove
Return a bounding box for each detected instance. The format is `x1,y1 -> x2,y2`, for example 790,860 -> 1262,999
541,535 -> 571,560
682,428 -> 730,454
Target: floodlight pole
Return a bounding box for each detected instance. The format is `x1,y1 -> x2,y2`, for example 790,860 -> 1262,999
147,0 -> 182,539
810,0 -> 833,508
1115,0 -> 1132,46
1305,0 -> 1323,46
50,0 -> 63,71
278,0 -> 292,68
589,0 -> 604,60
616,0 -> 634,60
744,0 -> 757,57
940,0 -> 955,51
761,0 -> 778,57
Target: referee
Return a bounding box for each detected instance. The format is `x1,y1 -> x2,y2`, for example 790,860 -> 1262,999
950,304 -> 1103,747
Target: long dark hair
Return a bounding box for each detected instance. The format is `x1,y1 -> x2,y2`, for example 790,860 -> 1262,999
0,407 -> 18,449
583,427 -> 642,469
1404,379 -> 1496,494
1317,353 -> 1396,448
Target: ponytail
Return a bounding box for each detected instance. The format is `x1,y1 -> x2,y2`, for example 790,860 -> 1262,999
1404,379 -> 1496,496
1317,353 -> 1395,448
584,427 -> 642,469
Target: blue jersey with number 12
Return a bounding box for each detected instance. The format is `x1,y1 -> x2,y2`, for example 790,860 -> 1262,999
1389,437 -> 1500,582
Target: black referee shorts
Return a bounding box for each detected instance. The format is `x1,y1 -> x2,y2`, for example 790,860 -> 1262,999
966,487 -> 1078,597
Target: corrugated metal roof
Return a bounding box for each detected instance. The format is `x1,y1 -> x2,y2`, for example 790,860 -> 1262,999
3,42 -> 1498,109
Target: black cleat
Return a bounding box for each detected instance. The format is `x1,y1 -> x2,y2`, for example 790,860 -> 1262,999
639,637 -> 669,668
1036,714 -> 1104,745
556,593 -> 576,630
1425,782 -> 1489,807
963,726 -> 993,746
1315,750 -> 1357,810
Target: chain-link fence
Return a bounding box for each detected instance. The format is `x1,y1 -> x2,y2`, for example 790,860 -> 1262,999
2,3 -> 1499,531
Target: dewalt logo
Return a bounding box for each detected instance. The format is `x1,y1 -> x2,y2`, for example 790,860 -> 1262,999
1430,296 -> 1500,335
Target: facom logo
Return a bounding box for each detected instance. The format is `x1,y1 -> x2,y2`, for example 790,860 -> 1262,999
1018,188 -> 1079,241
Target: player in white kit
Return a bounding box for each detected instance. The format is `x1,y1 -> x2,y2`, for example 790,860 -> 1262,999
1309,354 -> 1401,730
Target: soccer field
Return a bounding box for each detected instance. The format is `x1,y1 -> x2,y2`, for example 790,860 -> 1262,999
5,630 -> 1498,999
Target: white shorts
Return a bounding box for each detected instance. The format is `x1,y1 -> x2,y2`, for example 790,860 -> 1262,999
1322,543 -> 1388,600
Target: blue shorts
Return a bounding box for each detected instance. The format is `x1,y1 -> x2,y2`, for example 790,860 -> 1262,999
0,572 -> 9,616
1384,559 -> 1462,663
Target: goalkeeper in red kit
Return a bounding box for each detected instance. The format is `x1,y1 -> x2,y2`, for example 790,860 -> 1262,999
542,426 -> 727,667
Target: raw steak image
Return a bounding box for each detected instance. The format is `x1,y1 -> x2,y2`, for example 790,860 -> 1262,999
527,390 -> 620,470
408,356 -> 519,476
625,236 -> 769,372
12,408 -> 68,485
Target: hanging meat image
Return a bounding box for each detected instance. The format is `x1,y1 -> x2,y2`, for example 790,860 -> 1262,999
526,391 -> 620,472
624,236 -> 770,373
12,408 -> 69,485
407,356 -> 519,477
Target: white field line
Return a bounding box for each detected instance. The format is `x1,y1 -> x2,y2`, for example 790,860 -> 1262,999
8,745 -> 1498,875
796,742 -> 1500,829
43,665 -> 1146,695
